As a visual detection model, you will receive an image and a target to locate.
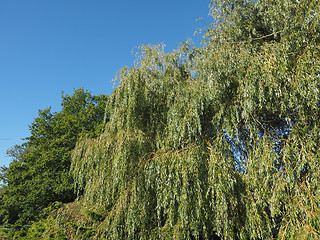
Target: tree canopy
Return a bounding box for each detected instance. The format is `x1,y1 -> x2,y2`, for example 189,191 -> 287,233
0,88 -> 108,229
71,0 -> 320,239
1,0 -> 320,239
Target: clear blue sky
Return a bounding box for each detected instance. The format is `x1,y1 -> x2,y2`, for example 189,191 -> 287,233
0,1 -> 212,167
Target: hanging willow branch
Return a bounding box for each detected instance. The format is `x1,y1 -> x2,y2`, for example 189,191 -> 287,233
71,0 -> 320,239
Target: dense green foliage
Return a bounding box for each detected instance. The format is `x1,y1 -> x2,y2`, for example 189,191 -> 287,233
70,0 -> 320,239
1,0 -> 320,239
0,89 -> 107,232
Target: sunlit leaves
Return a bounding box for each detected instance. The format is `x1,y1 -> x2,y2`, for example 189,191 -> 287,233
71,1 -> 320,239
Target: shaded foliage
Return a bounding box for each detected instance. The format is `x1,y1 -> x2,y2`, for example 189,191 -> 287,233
0,88 -> 108,231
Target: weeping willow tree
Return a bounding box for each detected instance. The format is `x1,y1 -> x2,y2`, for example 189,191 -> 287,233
71,0 -> 320,239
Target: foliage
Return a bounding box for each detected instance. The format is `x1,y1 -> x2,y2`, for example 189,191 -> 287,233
16,200 -> 107,240
71,0 -> 320,239
0,224 -> 11,240
0,88 -> 108,231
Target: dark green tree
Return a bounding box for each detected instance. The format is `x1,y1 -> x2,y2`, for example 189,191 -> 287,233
0,88 -> 108,228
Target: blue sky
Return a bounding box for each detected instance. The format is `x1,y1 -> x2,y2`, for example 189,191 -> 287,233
0,1 -> 212,167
